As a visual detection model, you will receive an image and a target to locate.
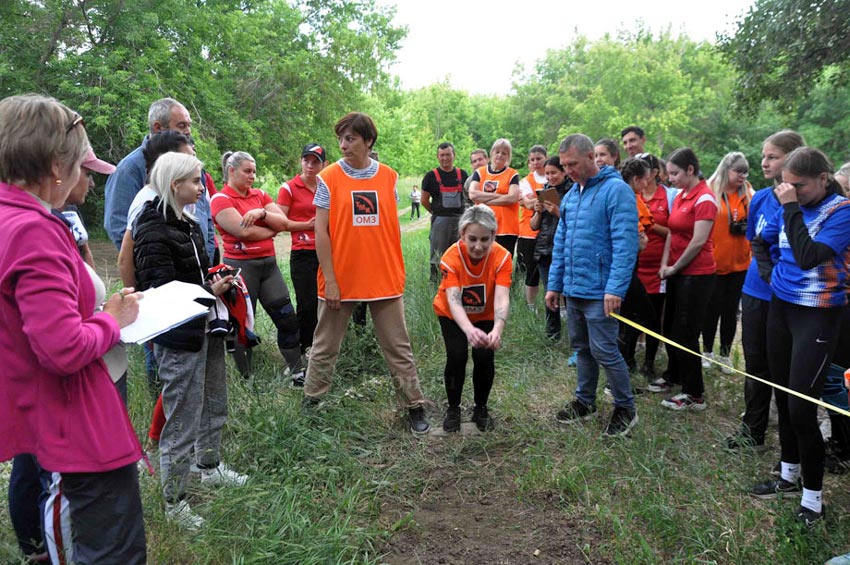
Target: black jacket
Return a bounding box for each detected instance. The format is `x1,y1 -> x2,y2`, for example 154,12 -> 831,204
133,197 -> 212,351
533,180 -> 571,260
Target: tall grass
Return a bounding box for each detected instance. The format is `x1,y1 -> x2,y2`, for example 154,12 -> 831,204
3,222 -> 850,564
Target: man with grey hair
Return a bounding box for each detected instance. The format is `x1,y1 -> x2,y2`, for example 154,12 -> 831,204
545,133 -> 639,437
103,98 -> 194,248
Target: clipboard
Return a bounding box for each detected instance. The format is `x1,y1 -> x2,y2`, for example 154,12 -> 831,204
535,187 -> 560,207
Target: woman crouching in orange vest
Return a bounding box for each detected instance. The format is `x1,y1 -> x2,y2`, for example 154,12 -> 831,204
433,205 -> 513,432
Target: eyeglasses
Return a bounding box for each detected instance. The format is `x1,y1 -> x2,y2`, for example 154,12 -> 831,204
65,113 -> 84,134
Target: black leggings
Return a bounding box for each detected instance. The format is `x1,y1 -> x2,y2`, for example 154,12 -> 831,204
702,270 -> 746,356
495,235 -> 517,257
768,296 -> 842,491
619,271 -> 658,368
516,238 -> 540,286
665,274 -> 715,396
439,317 -> 495,408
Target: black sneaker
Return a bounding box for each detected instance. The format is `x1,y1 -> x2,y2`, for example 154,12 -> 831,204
796,505 -> 825,528
749,478 -> 802,499
471,405 -> 494,432
301,395 -> 322,411
287,368 -> 306,387
409,406 -> 431,435
725,432 -> 767,452
443,406 -> 461,433
603,407 -> 638,437
555,399 -> 597,424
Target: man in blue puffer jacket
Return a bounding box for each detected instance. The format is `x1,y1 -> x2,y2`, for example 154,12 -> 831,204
545,134 -> 639,437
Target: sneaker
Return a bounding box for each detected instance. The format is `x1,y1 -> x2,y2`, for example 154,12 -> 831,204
661,393 -> 706,411
555,399 -> 597,424
409,406 -> 431,435
603,407 -> 638,437
771,461 -> 782,478
716,354 -> 733,374
290,369 -> 305,388
701,352 -> 713,369
647,378 -> 672,394
795,504 -> 825,528
208,319 -> 229,336
165,499 -> 204,530
471,405 -> 494,432
567,352 -> 578,366
748,478 -> 802,499
826,551 -> 850,565
200,463 -> 248,487
725,432 -> 767,453
302,395 -> 323,411
442,406 -> 461,433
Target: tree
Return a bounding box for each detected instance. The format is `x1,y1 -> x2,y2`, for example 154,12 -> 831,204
718,0 -> 850,113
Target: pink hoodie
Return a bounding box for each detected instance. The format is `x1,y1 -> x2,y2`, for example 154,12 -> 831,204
0,182 -> 141,472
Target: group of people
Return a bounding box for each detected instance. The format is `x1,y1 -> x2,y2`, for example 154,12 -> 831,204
419,125 -> 850,542
3,89 -> 850,563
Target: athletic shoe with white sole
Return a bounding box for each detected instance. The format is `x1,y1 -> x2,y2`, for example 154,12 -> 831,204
200,463 -> 248,487
166,499 -> 204,530
661,393 -> 706,411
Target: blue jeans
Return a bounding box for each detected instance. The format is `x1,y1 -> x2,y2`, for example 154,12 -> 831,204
567,297 -> 634,411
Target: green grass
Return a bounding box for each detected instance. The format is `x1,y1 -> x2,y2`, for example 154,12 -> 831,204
3,224 -> 850,564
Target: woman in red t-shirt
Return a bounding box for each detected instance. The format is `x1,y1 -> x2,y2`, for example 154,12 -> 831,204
210,151 -> 303,381
654,148 -> 718,410
433,205 -> 512,432
701,152 -> 753,372
277,144 -> 326,359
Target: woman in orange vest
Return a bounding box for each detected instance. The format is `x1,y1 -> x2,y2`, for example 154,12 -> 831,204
467,138 -> 520,255
433,205 -> 512,432
701,152 -> 753,372
302,112 -> 430,434
517,145 -> 547,309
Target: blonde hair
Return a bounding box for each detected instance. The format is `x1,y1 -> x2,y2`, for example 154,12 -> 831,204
221,150 -> 255,184
708,152 -> 750,200
490,138 -> 513,159
149,152 -> 203,219
458,204 -> 498,236
0,94 -> 88,185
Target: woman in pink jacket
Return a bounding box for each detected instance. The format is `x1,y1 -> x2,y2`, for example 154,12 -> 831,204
0,95 -> 146,564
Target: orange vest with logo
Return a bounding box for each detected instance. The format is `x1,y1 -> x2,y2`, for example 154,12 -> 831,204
433,240 -> 513,323
477,166 -> 519,236
519,171 -> 544,238
317,162 -> 405,301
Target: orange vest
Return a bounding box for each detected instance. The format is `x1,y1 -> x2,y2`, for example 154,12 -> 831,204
433,240 -> 513,323
477,166 -> 519,236
636,194 -> 654,234
519,171 -> 543,239
317,162 -> 405,301
712,188 -> 753,275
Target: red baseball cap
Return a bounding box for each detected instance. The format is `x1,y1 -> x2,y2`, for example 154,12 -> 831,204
82,147 -> 116,175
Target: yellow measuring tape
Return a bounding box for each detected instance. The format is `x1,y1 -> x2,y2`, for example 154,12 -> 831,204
610,312 -> 850,418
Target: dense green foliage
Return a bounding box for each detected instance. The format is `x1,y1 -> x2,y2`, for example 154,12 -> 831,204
0,0 -> 403,175
719,0 -> 850,113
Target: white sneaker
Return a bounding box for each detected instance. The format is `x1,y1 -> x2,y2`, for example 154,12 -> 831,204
716,355 -> 733,374
166,499 -> 204,530
200,463 -> 248,487
701,352 -> 714,369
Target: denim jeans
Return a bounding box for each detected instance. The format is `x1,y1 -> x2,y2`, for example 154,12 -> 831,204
567,297 -> 634,411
